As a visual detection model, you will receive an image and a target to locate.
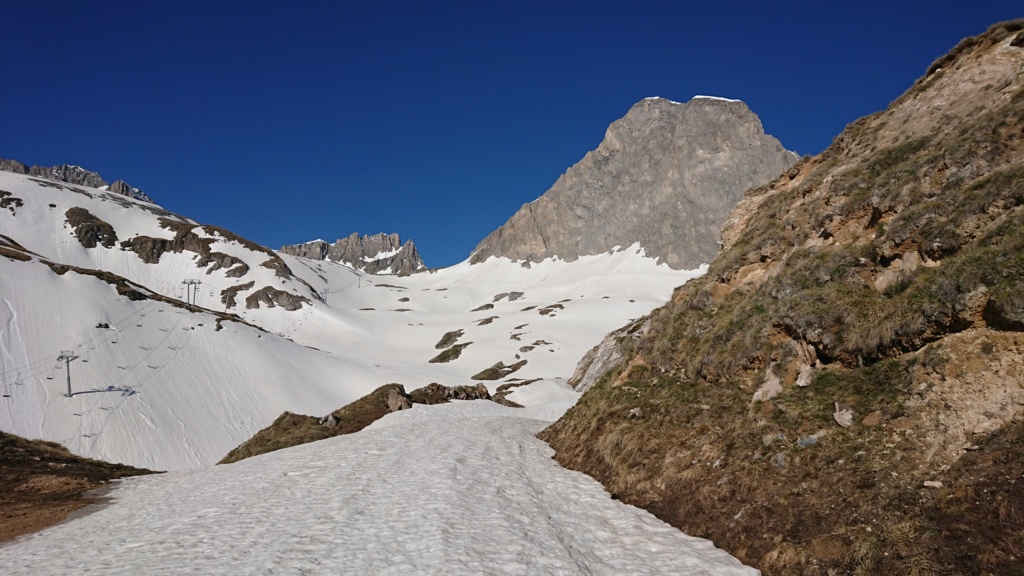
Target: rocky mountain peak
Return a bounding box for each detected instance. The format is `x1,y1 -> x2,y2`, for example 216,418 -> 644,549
470,95 -> 798,270
0,156 -> 153,203
280,232 -> 426,276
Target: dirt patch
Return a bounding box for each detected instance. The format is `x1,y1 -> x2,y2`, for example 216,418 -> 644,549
492,291 -> 525,302
0,189 -> 24,214
435,329 -> 464,349
539,304 -> 564,316
408,383 -> 490,405
429,342 -> 472,363
0,431 -> 155,543
472,359 -> 528,380
244,286 -> 310,311
221,281 -> 255,309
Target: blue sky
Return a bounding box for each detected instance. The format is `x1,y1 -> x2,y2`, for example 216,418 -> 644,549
3,1 -> 1020,268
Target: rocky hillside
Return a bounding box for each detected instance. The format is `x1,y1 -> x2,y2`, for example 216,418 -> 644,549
542,20 -> 1024,575
0,157 -> 152,203
471,97 -> 799,270
280,232 -> 425,275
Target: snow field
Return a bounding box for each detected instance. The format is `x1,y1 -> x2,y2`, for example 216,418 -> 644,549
2,169 -> 701,470
0,401 -> 757,575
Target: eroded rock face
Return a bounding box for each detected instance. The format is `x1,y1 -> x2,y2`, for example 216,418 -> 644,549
568,318 -> 647,394
280,232 -> 425,275
408,383 -> 490,404
244,286 -> 310,311
471,97 -> 799,270
65,207 -> 117,249
0,157 -> 152,202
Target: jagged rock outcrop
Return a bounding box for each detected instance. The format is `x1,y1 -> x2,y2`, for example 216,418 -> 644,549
280,232 -> 425,275
407,382 -> 490,404
64,207 -> 118,249
471,97 -> 799,269
0,157 -> 152,202
541,20 -> 1024,575
107,180 -> 151,203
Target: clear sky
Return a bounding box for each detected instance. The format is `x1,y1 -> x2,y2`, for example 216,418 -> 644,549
3,1 -> 1020,268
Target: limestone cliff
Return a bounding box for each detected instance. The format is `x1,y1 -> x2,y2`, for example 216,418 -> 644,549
280,232 -> 425,276
471,96 -> 798,269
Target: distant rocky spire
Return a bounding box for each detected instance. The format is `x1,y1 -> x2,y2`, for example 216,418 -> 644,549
280,232 -> 426,276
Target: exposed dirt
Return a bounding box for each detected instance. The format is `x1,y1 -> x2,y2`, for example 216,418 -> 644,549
0,431 -> 155,543
434,329 -> 465,349
472,359 -> 528,380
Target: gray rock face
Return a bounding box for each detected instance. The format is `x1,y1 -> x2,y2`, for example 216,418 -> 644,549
568,317 -> 647,394
280,232 -> 426,276
107,180 -> 153,203
0,156 -> 153,202
470,97 -> 799,270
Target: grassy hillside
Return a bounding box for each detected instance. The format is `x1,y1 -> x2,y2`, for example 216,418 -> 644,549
219,382 -> 492,464
542,20 -> 1024,576
0,431 -> 155,542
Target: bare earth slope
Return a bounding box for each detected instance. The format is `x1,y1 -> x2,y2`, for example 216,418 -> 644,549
471,96 -> 799,270
542,20 -> 1024,576
0,430 -> 154,542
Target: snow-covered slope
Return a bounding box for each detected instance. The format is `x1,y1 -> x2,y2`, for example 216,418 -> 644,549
0,171 -> 703,470
0,400 -> 756,575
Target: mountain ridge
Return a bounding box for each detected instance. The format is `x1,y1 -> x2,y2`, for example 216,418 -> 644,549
280,232 -> 425,275
0,157 -> 153,203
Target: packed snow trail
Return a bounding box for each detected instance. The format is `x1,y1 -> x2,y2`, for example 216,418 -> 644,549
0,401 -> 756,575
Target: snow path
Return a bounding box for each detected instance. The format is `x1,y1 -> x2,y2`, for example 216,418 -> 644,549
0,403 -> 756,575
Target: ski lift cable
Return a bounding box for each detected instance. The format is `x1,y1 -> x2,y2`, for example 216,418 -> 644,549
85,319 -> 197,445
0,299 -> 157,385
103,308 -> 190,390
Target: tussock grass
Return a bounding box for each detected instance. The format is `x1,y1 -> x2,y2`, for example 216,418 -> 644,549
219,384 -> 410,464
543,359 -> 1024,574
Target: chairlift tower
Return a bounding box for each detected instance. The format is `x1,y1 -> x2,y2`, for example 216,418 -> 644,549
57,350 -> 80,398
181,279 -> 202,308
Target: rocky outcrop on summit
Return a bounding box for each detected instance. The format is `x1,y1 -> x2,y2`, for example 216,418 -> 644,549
471,97 -> 798,269
0,157 -> 153,203
106,180 -> 150,203
542,21 -> 1024,575
280,232 -> 425,275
